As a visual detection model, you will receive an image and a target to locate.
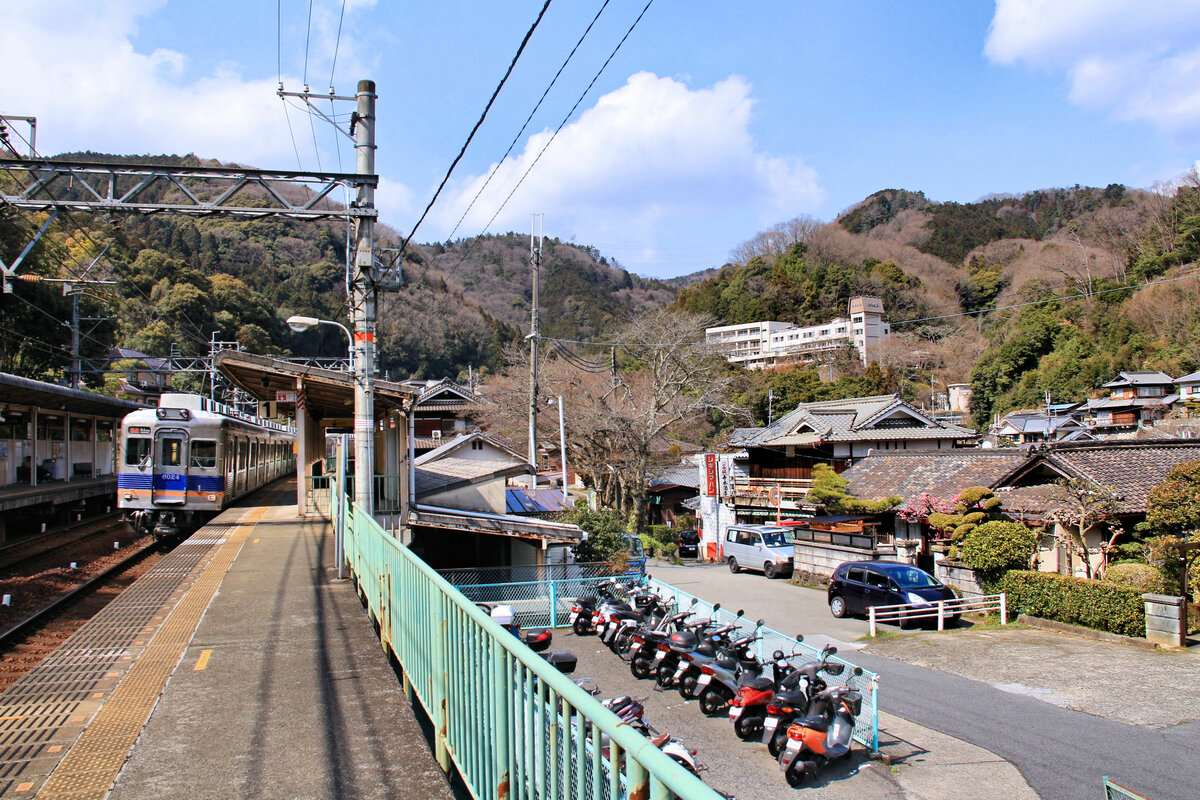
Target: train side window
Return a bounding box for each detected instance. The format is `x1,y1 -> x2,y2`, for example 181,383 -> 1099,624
162,438 -> 183,467
191,440 -> 217,469
124,438 -> 152,466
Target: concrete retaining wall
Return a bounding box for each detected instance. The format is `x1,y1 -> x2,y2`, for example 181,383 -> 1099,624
936,561 -> 986,598
793,541 -> 894,580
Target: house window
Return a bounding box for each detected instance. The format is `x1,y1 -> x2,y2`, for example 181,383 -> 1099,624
471,440 -> 484,451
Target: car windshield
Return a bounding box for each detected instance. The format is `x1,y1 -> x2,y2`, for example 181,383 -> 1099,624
890,567 -> 941,589
761,532 -> 789,547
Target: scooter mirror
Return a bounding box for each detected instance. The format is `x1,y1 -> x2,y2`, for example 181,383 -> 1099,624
795,634 -> 804,642
756,619 -> 765,627
713,602 -> 721,612
826,646 -> 838,656
772,650 -> 785,660
735,609 -> 744,617
853,666 -> 863,676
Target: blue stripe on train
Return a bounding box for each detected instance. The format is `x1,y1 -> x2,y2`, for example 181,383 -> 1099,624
117,473 -> 152,489
117,474 -> 225,491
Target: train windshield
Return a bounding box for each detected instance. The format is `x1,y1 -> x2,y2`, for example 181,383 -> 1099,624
124,437 -> 152,466
190,440 -> 217,468
161,438 -> 184,467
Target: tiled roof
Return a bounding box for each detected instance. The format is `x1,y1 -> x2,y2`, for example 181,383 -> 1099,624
414,457 -> 528,496
735,394 -> 978,448
1174,370 -> 1200,385
414,431 -> 526,466
843,449 -> 1030,504
1102,370 -> 1175,388
1013,440 -> 1200,514
649,464 -> 700,490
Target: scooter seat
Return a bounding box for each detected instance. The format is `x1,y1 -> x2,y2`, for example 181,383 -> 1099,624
776,689 -> 808,706
578,595 -> 597,606
716,656 -> 738,670
740,676 -> 774,691
796,714 -> 829,732
696,642 -> 717,656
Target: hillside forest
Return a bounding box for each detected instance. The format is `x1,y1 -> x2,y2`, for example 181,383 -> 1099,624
2,152 -> 1200,435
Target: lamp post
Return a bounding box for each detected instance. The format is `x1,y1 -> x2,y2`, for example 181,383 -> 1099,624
286,315 -> 354,371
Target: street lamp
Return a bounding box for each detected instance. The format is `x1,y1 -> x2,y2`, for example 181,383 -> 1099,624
547,395 -> 567,497
286,315 -> 354,371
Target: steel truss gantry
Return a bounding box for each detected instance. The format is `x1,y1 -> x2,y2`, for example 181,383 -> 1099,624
0,157 -> 377,220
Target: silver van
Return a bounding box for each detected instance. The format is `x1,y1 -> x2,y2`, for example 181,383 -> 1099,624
723,524 -> 793,579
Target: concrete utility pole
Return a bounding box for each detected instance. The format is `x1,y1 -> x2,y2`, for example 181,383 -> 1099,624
527,214 -> 543,488
352,80 -> 378,516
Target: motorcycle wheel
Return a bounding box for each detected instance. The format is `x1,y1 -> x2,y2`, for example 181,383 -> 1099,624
572,617 -> 592,636
677,675 -> 697,699
656,664 -> 677,688
614,632 -> 636,660
734,714 -> 761,740
631,657 -> 653,680
699,689 -> 728,716
784,763 -> 807,788
767,729 -> 786,758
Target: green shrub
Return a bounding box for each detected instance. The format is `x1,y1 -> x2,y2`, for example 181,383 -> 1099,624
959,521 -> 1038,572
1102,563 -> 1168,594
639,534 -> 678,560
644,525 -> 675,546
1000,570 -> 1145,637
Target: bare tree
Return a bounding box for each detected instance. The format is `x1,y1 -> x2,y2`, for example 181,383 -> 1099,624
476,309 -> 747,525
1046,478 -> 1122,579
729,215 -> 821,264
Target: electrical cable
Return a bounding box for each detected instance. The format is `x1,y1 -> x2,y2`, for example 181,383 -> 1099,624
329,0 -> 347,90
303,0 -> 314,86
476,0 -> 655,242
398,0 -> 555,256
444,0 -> 613,243
424,0 -> 654,291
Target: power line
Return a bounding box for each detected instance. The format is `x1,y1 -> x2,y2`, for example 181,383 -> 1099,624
398,0 -> 555,255
303,0 -> 314,85
329,0 -> 347,89
445,0 -> 613,243
422,0 -> 653,290
890,268 -> 1200,327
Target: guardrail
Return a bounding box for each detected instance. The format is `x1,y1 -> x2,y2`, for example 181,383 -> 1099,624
867,593 -> 1007,637
337,479 -> 722,800
645,576 -> 881,751
1102,776 -> 1150,799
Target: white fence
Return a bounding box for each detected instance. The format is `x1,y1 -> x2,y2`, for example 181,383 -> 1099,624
868,593 -> 1007,637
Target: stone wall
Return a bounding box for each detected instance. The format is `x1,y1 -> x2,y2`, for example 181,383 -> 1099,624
1142,593 -> 1186,647
936,561 -> 986,597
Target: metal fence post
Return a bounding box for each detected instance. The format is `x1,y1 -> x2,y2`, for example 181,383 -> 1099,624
1000,592 -> 1008,625
937,600 -> 945,632
869,606 -> 877,637
549,578 -> 558,627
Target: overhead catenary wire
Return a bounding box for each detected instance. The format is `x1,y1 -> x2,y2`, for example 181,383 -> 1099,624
421,0 -> 654,290
398,0 -> 555,256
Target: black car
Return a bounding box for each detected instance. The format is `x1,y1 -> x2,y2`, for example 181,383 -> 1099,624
827,561 -> 957,625
677,529 -> 700,559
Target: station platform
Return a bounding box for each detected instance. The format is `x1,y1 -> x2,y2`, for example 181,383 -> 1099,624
0,479 -> 457,800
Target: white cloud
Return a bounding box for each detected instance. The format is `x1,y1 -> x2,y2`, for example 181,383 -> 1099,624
420,72 -> 824,273
985,0 -> 1200,135
0,1 -> 352,167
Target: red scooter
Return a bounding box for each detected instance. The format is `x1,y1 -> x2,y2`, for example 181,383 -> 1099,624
777,683 -> 863,787
727,635 -> 805,740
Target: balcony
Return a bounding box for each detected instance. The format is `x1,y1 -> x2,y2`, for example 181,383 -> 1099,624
732,476 -> 813,502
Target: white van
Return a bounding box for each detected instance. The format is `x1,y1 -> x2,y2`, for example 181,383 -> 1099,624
723,524 -> 794,579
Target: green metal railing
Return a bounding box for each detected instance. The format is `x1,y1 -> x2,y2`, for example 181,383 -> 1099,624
337,479 -> 722,800
1102,777 -> 1150,799
440,564 -> 642,628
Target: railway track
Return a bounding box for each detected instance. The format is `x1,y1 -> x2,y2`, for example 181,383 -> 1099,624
0,535 -> 167,691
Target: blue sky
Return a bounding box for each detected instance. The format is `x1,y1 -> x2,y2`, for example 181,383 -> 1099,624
6,1 -> 1200,278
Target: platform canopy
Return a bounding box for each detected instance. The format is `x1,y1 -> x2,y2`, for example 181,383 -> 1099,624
213,350 -> 417,421
0,372 -> 149,418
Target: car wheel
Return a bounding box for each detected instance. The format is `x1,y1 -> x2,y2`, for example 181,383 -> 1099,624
764,562 -> 778,579
829,595 -> 847,618
728,557 -> 740,574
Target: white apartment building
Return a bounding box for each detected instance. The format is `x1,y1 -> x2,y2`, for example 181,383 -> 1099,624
706,296 -> 890,368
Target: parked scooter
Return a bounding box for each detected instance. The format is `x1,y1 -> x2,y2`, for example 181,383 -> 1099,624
570,578 -> 633,636
777,679 -> 864,788
693,619 -> 766,716
627,599 -> 698,679
610,588 -> 672,658
761,643 -> 847,756
727,635 -> 806,740
664,607 -> 742,693
480,603 -> 577,673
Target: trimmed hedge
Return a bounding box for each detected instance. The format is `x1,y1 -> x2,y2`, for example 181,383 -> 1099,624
1000,570 -> 1145,637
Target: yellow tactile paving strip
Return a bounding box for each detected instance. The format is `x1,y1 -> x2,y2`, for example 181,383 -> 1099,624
34,505 -> 267,800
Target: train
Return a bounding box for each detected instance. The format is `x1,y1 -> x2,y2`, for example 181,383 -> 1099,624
117,393 -> 296,537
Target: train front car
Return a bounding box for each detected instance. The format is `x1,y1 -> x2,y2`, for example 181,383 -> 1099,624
118,394 -> 295,538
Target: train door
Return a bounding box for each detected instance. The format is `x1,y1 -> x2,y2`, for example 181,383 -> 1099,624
152,428 -> 189,505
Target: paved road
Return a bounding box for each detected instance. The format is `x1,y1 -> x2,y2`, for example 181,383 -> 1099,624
648,560 -> 1194,800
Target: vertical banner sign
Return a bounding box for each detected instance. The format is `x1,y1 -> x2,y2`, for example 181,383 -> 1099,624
703,453 -> 717,497
717,456 -> 733,498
